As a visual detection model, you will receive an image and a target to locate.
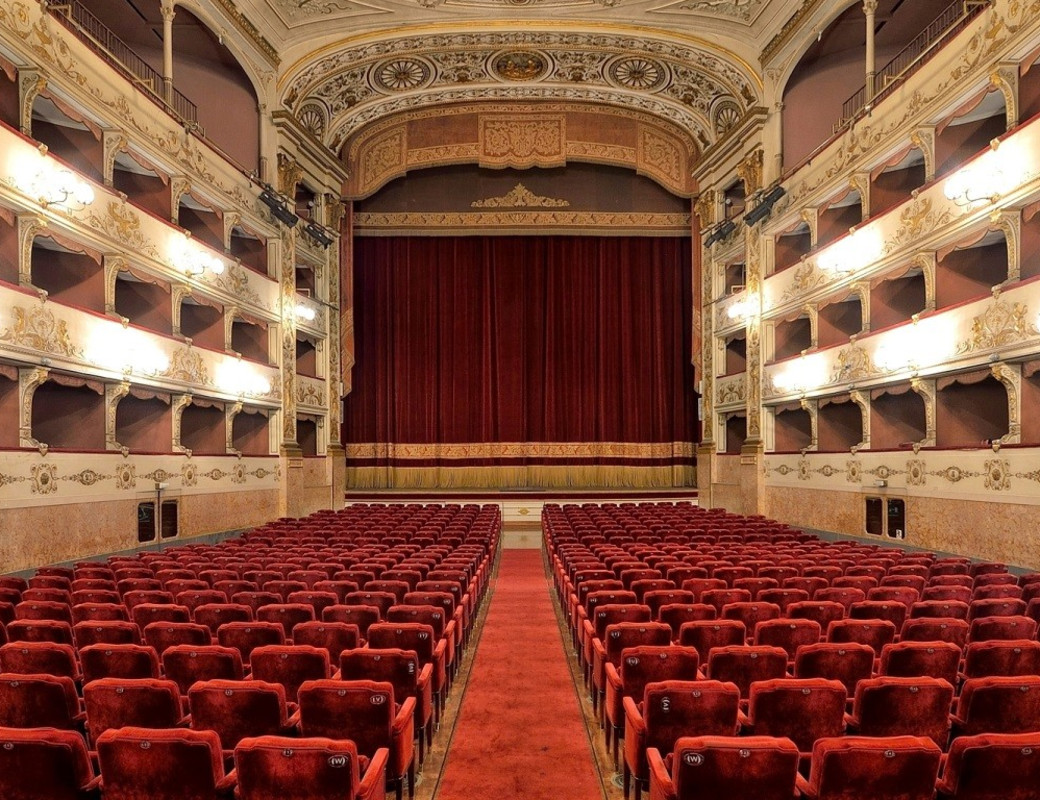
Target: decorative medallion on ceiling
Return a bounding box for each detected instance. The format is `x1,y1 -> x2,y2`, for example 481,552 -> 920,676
651,0 -> 766,23
283,31 -> 760,151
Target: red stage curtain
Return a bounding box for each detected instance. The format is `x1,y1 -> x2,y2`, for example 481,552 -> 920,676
343,236 -> 697,484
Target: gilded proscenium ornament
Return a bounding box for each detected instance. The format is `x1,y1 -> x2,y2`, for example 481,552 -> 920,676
0,301 -> 82,358
744,229 -> 763,440
736,149 -> 764,195
471,183 -> 569,209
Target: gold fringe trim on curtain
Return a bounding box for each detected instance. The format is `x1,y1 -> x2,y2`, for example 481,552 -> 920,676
345,464 -> 697,490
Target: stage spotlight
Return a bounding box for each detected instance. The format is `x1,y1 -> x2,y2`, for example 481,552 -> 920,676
743,184 -> 786,227
259,187 -> 300,228
704,219 -> 737,247
304,220 -> 334,249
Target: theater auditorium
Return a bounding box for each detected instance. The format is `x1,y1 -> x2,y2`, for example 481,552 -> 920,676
1,0 -> 1039,797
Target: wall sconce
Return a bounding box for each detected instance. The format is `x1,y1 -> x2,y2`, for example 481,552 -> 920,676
818,227 -> 882,274
171,236 -> 225,277
217,357 -> 272,397
726,295 -> 760,321
772,352 -> 826,393
87,326 -> 169,376
295,302 -> 317,322
943,140 -> 1017,207
15,149 -> 95,210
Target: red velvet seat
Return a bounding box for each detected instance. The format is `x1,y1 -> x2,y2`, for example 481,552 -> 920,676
193,603 -> 253,636
706,645 -> 788,705
846,675 -> 954,748
796,735 -> 942,800
910,600 -> 970,620
968,614 -> 1038,642
291,620 -> 362,660
256,603 -> 316,640
234,735 -> 388,800
741,677 -> 846,765
604,645 -> 700,766
676,619 -> 746,663
0,672 -> 83,730
6,619 -> 74,646
592,622 -> 673,714
936,732 -> 1040,800
826,618 -> 896,651
0,640 -> 79,681
96,725 -> 235,800
323,604 -> 382,639
625,681 -> 741,800
753,618 -> 821,663
340,647 -> 434,765
345,591 -> 398,619
83,676 -> 185,748
952,675 -> 1040,737
71,601 -> 128,624
0,725 -> 99,799
80,643 -> 161,682
793,641 -> 875,696
646,735 -> 799,800
250,644 -> 331,702
879,640 -> 961,685
901,616 -> 970,647
298,679 -> 415,800
216,621 -> 285,667
231,591 -> 282,615
962,638 -> 1040,679
161,644 -> 245,696
189,678 -> 296,756
143,621 -> 212,656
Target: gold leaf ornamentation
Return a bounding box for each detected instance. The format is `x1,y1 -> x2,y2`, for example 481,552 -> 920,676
160,346 -> 210,385
957,298 -> 1039,354
830,343 -> 879,383
0,303 -> 82,358
471,183 -> 570,209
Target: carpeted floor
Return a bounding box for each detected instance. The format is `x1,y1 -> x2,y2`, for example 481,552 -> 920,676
434,549 -> 605,800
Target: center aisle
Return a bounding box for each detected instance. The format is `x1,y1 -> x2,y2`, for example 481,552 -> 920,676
434,548 -> 605,800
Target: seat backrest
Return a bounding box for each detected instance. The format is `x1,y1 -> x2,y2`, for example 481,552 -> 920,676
669,735 -> 800,800
0,725 -> 95,800
938,732 -> 1040,800
81,643 -> 161,683
969,615 -> 1038,643
852,676 -> 954,747
386,604 -> 446,638
340,647 -> 421,699
95,726 -> 226,800
603,622 -> 673,666
957,676 -> 1040,736
805,735 -> 942,800
143,621 -> 212,655
963,639 -> 1040,678
900,616 -> 970,647
746,678 -> 846,754
677,620 -> 747,663
642,679 -> 740,754
188,678 -> 290,751
193,603 -> 253,635
619,645 -> 700,701
83,677 -> 183,747
161,644 -> 244,695
297,678 -> 394,758
249,645 -> 330,702
879,640 -> 961,684
706,646 -> 789,701
291,621 -> 361,660
793,642 -> 875,696
322,604 -> 382,636
234,735 -> 362,800
753,618 -> 822,661
216,621 -> 286,665
827,618 -> 897,650
0,673 -> 80,728
0,641 -> 78,680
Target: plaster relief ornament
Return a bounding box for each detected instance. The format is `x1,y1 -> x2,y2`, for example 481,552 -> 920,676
491,51 -> 550,82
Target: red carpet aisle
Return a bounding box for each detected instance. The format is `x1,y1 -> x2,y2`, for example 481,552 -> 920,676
434,549 -> 605,800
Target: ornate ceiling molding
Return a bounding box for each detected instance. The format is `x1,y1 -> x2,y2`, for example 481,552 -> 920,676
341,102 -> 700,197
281,28 -> 761,154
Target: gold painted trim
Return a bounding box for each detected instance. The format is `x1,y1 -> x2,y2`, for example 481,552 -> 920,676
278,21 -> 762,92
344,441 -> 697,460
761,0 -> 828,65
346,464 -> 696,490
353,210 -> 691,234
211,0 -> 280,67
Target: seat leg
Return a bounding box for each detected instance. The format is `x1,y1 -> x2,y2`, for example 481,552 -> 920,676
612,726 -> 619,768
395,776 -> 403,800
408,760 -> 416,800
418,727 -> 425,767
623,763 -> 631,800
635,778 -> 643,800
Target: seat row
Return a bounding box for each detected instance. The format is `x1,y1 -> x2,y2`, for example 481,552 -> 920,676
646,732 -> 1040,800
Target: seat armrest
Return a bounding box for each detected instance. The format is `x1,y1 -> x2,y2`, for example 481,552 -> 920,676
605,662 -> 622,690
417,662 -> 433,690
623,696 -> 645,733
394,696 -> 417,739
646,747 -> 676,800
286,709 -> 301,730
360,748 -> 390,800
795,772 -> 813,797
737,708 -> 751,728
215,769 -> 237,796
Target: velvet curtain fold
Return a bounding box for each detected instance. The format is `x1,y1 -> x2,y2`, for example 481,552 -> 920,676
343,235 -> 698,487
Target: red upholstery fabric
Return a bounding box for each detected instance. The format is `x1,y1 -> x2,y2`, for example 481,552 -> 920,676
83,677 -> 183,747
953,675 -> 1040,737
216,621 -> 285,666
800,735 -> 942,800
95,725 -> 231,800
963,639 -> 1040,678
291,620 -> 361,658
0,725 -> 97,800
744,677 -> 847,757
937,732 -> 1040,800
848,676 -> 954,748
188,678 -> 292,753
793,642 -> 875,696
80,643 -> 161,682
161,644 -> 244,696
234,735 -> 388,800
0,641 -> 79,680
706,645 -> 788,703
0,672 -> 81,729
250,644 -> 331,702
648,735 -> 799,800
879,640 -> 961,685
676,620 -> 746,663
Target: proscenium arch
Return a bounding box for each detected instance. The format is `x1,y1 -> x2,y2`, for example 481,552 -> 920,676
278,24 -> 765,171
339,101 -> 702,199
